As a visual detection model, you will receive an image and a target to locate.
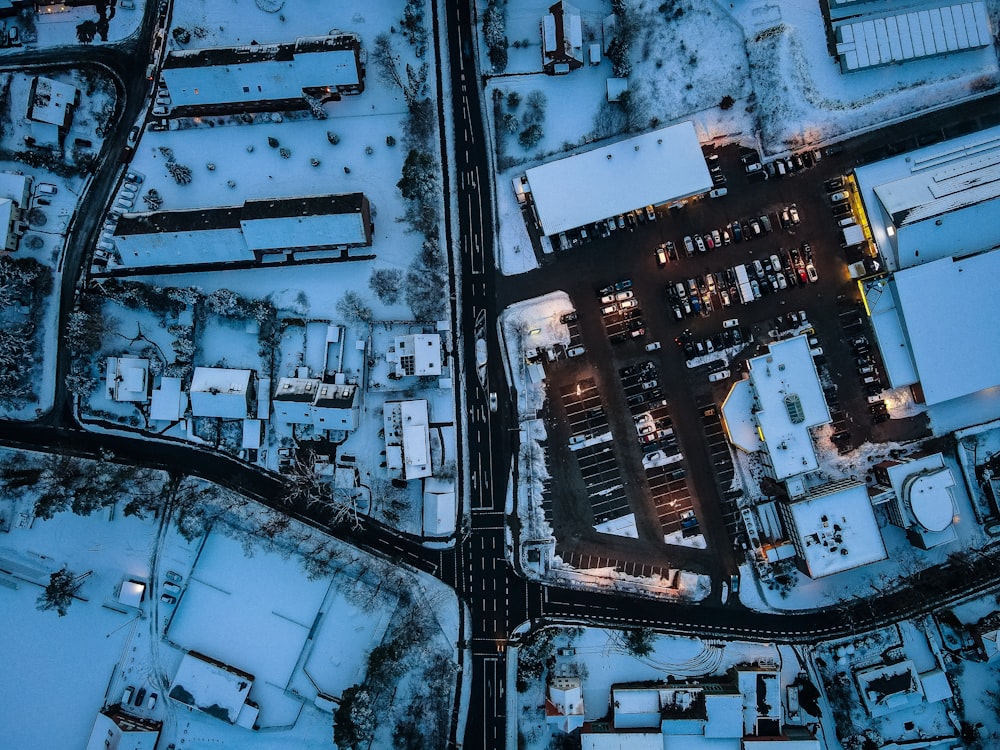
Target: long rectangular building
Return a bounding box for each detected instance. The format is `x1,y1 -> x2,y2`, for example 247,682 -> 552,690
835,2 -> 991,72
161,33 -> 364,114
112,193 -> 372,270
524,122 -> 712,236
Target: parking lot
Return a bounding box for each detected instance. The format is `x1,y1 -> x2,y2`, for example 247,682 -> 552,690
502,140 -> 932,580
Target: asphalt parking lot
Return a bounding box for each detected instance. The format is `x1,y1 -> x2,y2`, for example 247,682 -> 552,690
505,141 -> 932,580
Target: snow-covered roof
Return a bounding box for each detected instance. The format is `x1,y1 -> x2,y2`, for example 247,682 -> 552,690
835,3 -> 991,72
150,377 -> 185,422
854,124 -> 1000,269
422,477 -> 456,537
241,419 -> 261,449
704,693 -> 743,737
240,194 -> 370,250
0,171 -> 30,205
388,333 -> 442,377
867,283 -> 919,389
892,248 -> 1000,404
784,482 -> 887,578
582,734 -> 663,750
720,379 -> 762,454
85,709 -> 160,750
169,651 -> 254,725
611,686 -> 662,729
118,579 -> 145,608
189,367 -> 253,418
744,336 -> 830,481
27,76 -> 77,128
161,35 -> 362,109
856,659 -> 923,717
524,122 -> 712,235
384,399 -> 431,480
884,453 -> 956,533
920,668 -> 953,703
105,357 -> 150,403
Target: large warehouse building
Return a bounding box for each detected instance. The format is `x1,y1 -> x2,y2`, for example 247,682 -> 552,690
866,247 -> 1000,406
854,123 -> 1000,271
523,122 -> 713,236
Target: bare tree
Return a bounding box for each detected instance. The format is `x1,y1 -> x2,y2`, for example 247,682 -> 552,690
282,453 -> 362,529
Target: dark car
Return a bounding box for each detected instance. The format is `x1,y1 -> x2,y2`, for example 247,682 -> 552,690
560,312 -> 578,323
615,279 -> 633,291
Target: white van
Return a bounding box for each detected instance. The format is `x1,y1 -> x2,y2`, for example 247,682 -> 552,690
37,183 -> 57,195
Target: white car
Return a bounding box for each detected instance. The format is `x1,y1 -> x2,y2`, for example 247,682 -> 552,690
489,392 -> 498,412
619,299 -> 638,310
806,263 -> 818,283
645,341 -> 661,352
722,318 -> 740,329
708,370 -> 731,383
615,290 -> 634,302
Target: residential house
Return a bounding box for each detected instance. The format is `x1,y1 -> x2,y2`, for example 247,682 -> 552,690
105,357 -> 150,403
26,75 -> 78,148
189,367 -> 255,419
387,333 -> 442,378
0,171 -> 31,252
541,1 -> 584,74
384,399 -> 431,480
272,376 -> 359,432
84,706 -> 161,750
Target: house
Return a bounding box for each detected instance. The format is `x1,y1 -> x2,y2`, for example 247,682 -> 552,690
117,578 -> 145,609
388,333 -> 442,378
26,75 -> 79,148
169,651 -> 257,727
272,376 -> 359,432
150,376 -> 187,422
422,477 -> 456,538
160,33 -> 364,115
541,1 -> 584,74
189,367 -> 255,419
545,674 -> 585,734
855,659 -> 951,717
0,171 -> 31,252
105,357 -> 150,403
84,706 -> 161,750
384,399 -> 432,480
112,193 -> 373,271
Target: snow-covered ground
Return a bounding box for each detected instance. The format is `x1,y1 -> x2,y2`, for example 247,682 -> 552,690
0,450 -> 460,749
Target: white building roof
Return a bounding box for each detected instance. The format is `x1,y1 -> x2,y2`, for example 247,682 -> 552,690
612,686 -> 662,729
854,124 -> 1000,270
150,377 -> 186,421
118,579 -> 145,608
892,248 -> 1000,404
85,711 -> 159,750
867,283 -> 919,389
720,379 -> 762,454
856,660 -> 923,717
0,171 -> 30,205
582,733 -> 664,750
28,76 -> 77,126
524,122 -> 713,235
105,357 -> 150,403
422,477 -> 456,536
169,652 -> 254,725
161,39 -> 360,109
189,367 -> 253,418
384,400 -> 432,480
834,3 -> 991,72
787,483 -> 887,578
390,333 -> 442,377
884,453 -> 956,532
240,211 -> 367,251
745,336 -> 830,481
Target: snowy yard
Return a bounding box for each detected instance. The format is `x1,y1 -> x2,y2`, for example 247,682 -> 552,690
0,449 -> 460,749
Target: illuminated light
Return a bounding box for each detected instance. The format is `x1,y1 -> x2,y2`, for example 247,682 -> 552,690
528,328 -> 541,335
756,425 -> 765,443
857,280 -> 873,317
886,225 -> 895,237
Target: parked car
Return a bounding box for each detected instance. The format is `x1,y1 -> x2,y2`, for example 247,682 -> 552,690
830,190 -> 849,203
708,369 -> 731,383
567,346 -> 586,357
619,299 -> 638,310
614,279 -> 633,291
645,341 -> 661,352
645,205 -> 656,221
600,304 -> 617,315
806,262 -> 818,283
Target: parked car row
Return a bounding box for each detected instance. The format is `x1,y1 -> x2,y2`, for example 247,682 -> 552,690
765,149 -> 823,178
596,279 -> 646,341
675,326 -> 745,367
